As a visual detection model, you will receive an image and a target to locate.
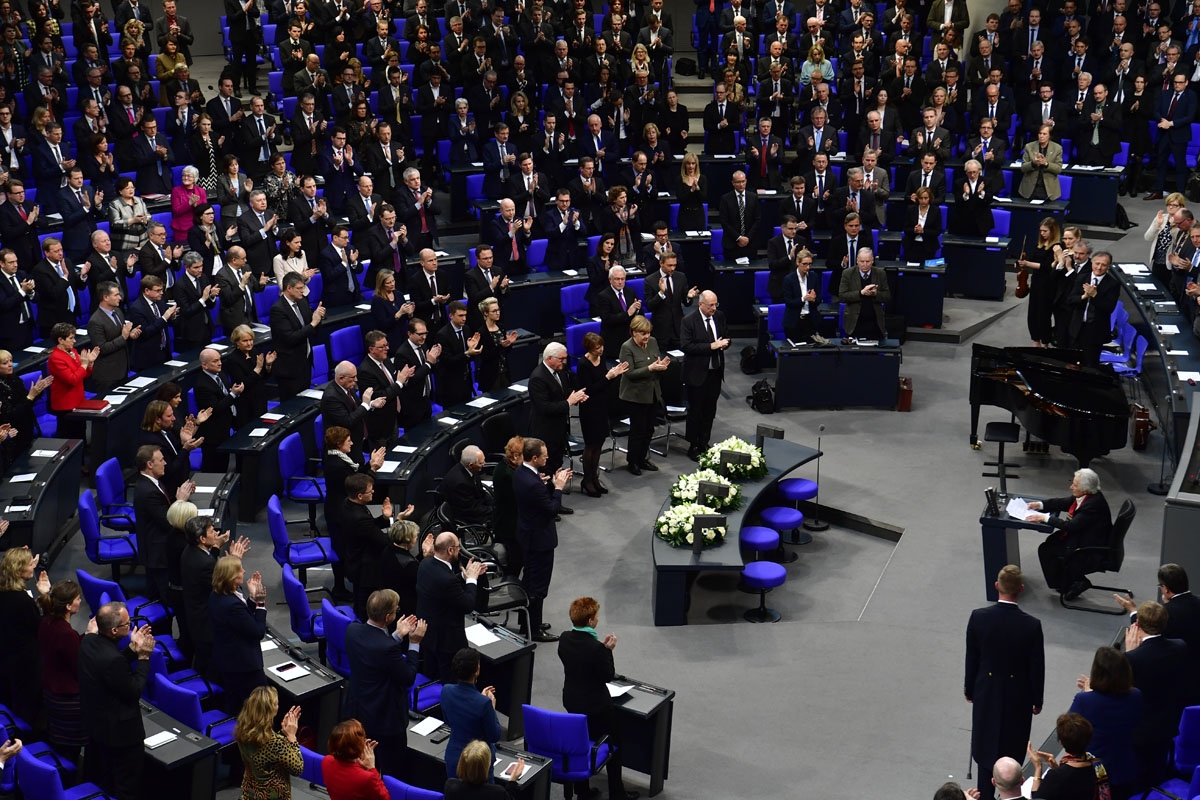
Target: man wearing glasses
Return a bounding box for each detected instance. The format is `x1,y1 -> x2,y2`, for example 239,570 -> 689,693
680,291 -> 731,461
79,601 -> 156,800
394,318 -> 441,430
1147,74 -> 1196,200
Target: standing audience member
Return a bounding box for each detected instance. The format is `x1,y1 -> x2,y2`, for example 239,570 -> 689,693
1115,563 -> 1200,706
575,332 -> 627,497
491,437 -> 525,578
234,686 -> 304,800
680,291 -> 730,462
209,555 -> 268,714
964,565 -> 1045,797
181,516 -> 249,679
343,589 -> 426,778
558,597 -> 640,800
1122,601 -> 1188,789
618,315 -> 669,475
0,548 -> 49,728
1069,647 -> 1142,800
133,444 -> 194,603
441,648 -> 503,780
38,580 -> 93,763
514,437 -> 571,641
46,323 -> 99,441
324,426 -> 385,601
528,341 -> 587,481
415,532 -> 486,682
79,601 -> 155,800
343,472 -> 408,620
1026,713 -> 1111,800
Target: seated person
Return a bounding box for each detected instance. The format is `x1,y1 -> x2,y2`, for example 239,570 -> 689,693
1024,467 -> 1113,599
439,445 -> 494,527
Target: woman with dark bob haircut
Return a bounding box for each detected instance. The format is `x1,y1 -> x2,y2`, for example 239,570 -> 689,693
1068,646 -> 1142,799
321,718 -> 388,800
1027,712 -> 1111,800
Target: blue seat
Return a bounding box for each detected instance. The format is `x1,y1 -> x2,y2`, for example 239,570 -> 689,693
76,569 -> 171,630
0,703 -> 31,740
1174,706 -> 1200,776
565,321 -> 600,358
307,271 -> 324,305
739,525 -> 780,560
522,704 -> 615,791
321,598 -> 353,675
255,282 -> 281,322
1059,174 -> 1073,201
278,433 -> 326,534
312,342 -> 330,386
18,742 -> 75,786
410,673 -> 442,715
753,271 -> 770,304
777,478 -> 818,502
711,229 -> 724,259
587,235 -> 601,256
14,747 -> 110,800
527,238 -> 548,271
989,208 -> 1011,238
94,456 -> 137,534
382,774 -> 445,799
760,505 -> 808,546
741,560 -> 787,622
282,564 -> 351,662
148,648 -> 222,704
330,325 -> 364,367
766,304 -> 784,341
1112,336 -> 1148,379
151,674 -> 237,745
78,490 -> 138,585
1100,321 -> 1136,365
267,494 -> 335,586
560,283 -> 589,325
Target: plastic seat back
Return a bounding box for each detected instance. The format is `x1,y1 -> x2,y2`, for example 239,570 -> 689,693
754,271 -> 770,303
321,598 -> 353,676
565,321 -> 601,358
383,774 -> 445,799
95,457 -> 127,510
330,325 -> 364,366
522,704 -> 598,780
267,495 -> 291,566
78,492 -> 103,562
282,564 -> 317,641
560,283 -> 589,320
301,745 -> 324,785
279,433 -> 305,483
76,569 -> 122,614
15,748 -> 66,800
151,673 -> 203,730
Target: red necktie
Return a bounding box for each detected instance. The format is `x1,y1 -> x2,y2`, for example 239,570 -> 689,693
16,205 -> 26,221
511,225 -> 519,260
760,137 -> 768,177
415,190 -> 428,232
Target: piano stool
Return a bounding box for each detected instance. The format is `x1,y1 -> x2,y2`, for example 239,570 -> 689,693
740,561 -> 788,623
982,421 -> 1022,498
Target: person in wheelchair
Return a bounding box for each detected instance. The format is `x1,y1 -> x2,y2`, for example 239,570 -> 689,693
440,445 -> 495,529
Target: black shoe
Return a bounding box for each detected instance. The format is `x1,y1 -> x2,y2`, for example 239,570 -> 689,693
686,446 -> 701,462
583,483 -> 602,498
618,791 -> 641,800
1063,579 -> 1091,601
539,622 -> 551,631
598,480 -> 609,494
532,631 -> 560,642
558,505 -> 574,515
627,463 -> 642,476
640,460 -> 659,471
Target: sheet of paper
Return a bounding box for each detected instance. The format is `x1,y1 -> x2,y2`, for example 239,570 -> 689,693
1134,283 -> 1157,291
75,328 -> 89,336
508,383 -> 529,393
191,485 -> 215,493
23,346 -> 44,354
436,416 -> 457,426
735,257 -> 751,265
5,505 -> 30,513
561,269 -> 579,276
260,640 -> 280,651
30,450 -> 59,458
667,349 -> 684,358
1006,497 -> 1031,519
465,623 -> 501,647
300,389 -> 323,399
985,236 -> 1000,243
251,323 -> 270,332
1177,371 -> 1200,382
640,232 -> 655,241
994,196 -> 1012,203
7,473 -> 35,483
1158,325 -> 1181,334
103,394 -> 127,405
1030,199 -> 1045,205
1021,776 -> 1034,798
249,427 -> 269,437
378,461 -> 401,472
607,682 -> 633,698
411,716 -> 443,737
127,376 -> 155,388
261,412 -> 285,421
436,250 -> 450,257
684,230 -> 700,237
208,343 -> 228,351
144,731 -> 178,749
268,661 -> 308,682
1167,350 -> 1190,356
165,360 -> 187,367
393,445 -> 417,454
467,396 -> 498,408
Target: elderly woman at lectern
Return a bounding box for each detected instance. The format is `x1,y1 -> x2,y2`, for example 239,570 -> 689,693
1023,468 -> 1112,599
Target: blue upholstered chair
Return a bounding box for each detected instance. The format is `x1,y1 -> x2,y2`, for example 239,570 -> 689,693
522,704 -> 614,799
278,432 -> 326,535
14,747 -> 108,800
741,561 -> 787,623
267,495 -> 336,586
78,491 -> 138,584
151,674 -> 237,745
320,598 -> 354,676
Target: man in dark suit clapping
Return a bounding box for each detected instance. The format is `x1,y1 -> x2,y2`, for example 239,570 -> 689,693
342,472 -> 400,620
591,265 -> 641,360
680,291 -> 730,461
514,437 -> 570,642
193,348 -> 244,472
431,301 -> 480,407
1122,601 -> 1189,788
321,361 -> 388,456
394,319 -> 439,430
270,273 -> 326,398
415,532 -> 487,681
528,342 -> 587,479
344,588 -> 426,778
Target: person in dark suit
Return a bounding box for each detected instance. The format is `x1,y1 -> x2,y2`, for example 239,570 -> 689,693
1062,252 -> 1120,367
270,273 -> 326,398
576,115 -> 619,179
441,648 -> 504,780
680,291 -> 730,461
57,169 -> 103,263
0,183 -> 41,272
838,246 -> 891,340
343,588 -> 425,778
484,200 -> 534,277
79,602 -> 156,800
209,554 -> 268,714
902,188 -> 943,264
342,472 -> 401,620
1024,466 -> 1114,597
215,247 -> 266,334
1115,563 -> 1200,707
1123,600 -> 1189,788
591,265 -> 641,361
239,97 -> 281,179
507,154 -> 553,223
783,248 -> 820,343
1148,74 -> 1196,200
322,360 -> 388,457
439,445 -> 494,527
394,319 -> 439,430
514,437 -> 570,641
33,238 -> 88,339
558,597 -> 639,800
319,226 -> 365,308
180,517 -> 246,678
223,0 -> 261,95
126,116 -> 175,196
237,192 -> 279,281
432,301 -> 480,407
173,253 -> 217,354
766,217 -> 807,304
126,275 -> 176,372
480,123 -> 519,200
29,124 -> 71,216
345,177 -> 384,236
193,347 -> 245,473
1074,83 -> 1123,167
362,122 -> 410,207
463,246 -> 508,332
828,167 -> 880,230
85,281 -> 134,394
0,250 -> 37,354
644,252 -> 696,350
136,223 -> 183,299
396,169 -> 440,252
702,84 -> 740,154
132,444 -> 192,605
904,153 -> 948,205
528,343 -> 586,476
717,172 -> 761,261
415,532 -> 487,682
290,178 -> 333,264
318,128 -> 366,216
358,330 -> 412,449
743,117 -> 785,191
965,564 -> 1045,797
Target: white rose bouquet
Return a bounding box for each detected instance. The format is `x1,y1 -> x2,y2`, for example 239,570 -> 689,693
698,436 -> 768,480
669,468 -> 743,511
654,502 -> 727,548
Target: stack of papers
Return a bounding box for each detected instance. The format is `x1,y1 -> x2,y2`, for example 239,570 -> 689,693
412,717 -> 443,737
1006,497 -> 1032,518
467,396 -> 498,408
103,395 -> 128,405
392,445 -> 417,454
1177,371 -> 1200,382
465,623 -> 500,647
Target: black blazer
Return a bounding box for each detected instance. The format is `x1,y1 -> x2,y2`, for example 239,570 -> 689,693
322,452 -> 373,538
356,355 -> 403,446
717,191 -> 762,252
135,428 -> 190,500
766,236 -> 802,302
431,322 -> 475,407
827,185 -> 880,230
680,309 -> 728,388
209,590 -> 267,674
1127,635 -> 1189,744
527,362 -> 572,459
1040,490 -> 1113,551
342,500 -> 393,591
172,271 -> 215,353
415,557 -> 478,659
591,285 -> 639,360
125,294 -> 173,371
512,463 -> 560,553
409,269 -> 446,329
393,340 -> 434,429
180,545 -> 218,646
343,621 -> 419,739
214,262 -> 258,332
557,629 -> 616,717
642,268 -> 690,349
268,296 -> 317,388
439,463 -> 493,525
321,381 -> 370,455
132,474 -> 173,571
79,634 -> 148,746
319,243 -> 365,308
379,546 -> 421,616
192,369 -> 239,452
224,348 -> 270,424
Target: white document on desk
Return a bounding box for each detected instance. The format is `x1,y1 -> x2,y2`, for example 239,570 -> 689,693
465,623 -> 500,647
607,682 -> 633,698
1159,325 -> 1181,334
1006,497 -> 1031,519
1177,371 -> 1200,382
412,716 -> 443,737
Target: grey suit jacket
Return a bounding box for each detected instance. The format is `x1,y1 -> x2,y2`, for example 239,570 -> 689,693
838,265 -> 892,336
617,335 -> 663,406
1018,140 -> 1063,200
86,307 -> 129,389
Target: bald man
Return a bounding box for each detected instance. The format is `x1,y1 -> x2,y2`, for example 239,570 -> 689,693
192,347 -> 245,472
321,360 -> 387,455
484,198 -> 534,277
415,532 -> 488,681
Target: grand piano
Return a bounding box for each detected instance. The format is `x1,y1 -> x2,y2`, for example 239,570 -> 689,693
969,345 -> 1130,468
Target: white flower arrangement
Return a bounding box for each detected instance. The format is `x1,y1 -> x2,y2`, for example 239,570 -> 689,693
698,436 -> 769,480
654,502 -> 727,548
669,468 -> 743,511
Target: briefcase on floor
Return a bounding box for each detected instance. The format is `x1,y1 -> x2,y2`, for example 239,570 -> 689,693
897,377 -> 913,412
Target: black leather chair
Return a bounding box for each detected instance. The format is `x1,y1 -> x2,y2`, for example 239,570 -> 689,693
1059,498 -> 1135,614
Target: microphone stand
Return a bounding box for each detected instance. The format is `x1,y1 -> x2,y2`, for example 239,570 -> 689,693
803,430 -> 830,532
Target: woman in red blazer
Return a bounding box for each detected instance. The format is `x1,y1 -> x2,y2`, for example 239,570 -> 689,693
322,719 -> 389,800
46,322 -> 99,440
